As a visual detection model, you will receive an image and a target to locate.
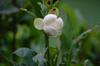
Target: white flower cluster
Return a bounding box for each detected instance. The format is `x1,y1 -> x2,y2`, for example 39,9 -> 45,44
34,14 -> 63,37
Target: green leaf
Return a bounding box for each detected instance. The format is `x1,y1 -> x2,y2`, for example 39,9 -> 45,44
30,0 -> 42,17
14,48 -> 32,58
32,47 -> 46,66
32,53 -> 46,66
62,4 -> 87,38
84,59 -> 94,66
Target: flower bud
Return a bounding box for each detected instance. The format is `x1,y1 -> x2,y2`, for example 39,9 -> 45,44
34,14 -> 63,37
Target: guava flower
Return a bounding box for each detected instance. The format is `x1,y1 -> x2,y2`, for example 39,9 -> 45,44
34,14 -> 63,37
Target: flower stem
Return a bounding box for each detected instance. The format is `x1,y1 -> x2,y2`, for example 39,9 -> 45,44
44,33 -> 50,66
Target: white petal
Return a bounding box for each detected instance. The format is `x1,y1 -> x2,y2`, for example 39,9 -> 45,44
43,14 -> 57,25
34,18 -> 44,30
57,17 -> 64,29
43,26 -> 57,36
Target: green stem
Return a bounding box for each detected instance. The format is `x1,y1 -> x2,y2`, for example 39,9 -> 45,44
44,33 -> 50,66
67,43 -> 74,66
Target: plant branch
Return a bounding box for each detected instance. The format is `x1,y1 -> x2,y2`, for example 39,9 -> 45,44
73,25 -> 100,44
20,8 -> 36,17
67,25 -> 100,66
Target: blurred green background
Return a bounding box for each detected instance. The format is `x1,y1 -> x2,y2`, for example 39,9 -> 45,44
64,0 -> 100,26
0,0 -> 100,66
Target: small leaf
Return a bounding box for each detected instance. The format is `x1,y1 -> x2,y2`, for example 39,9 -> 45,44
52,0 -> 60,6
33,53 -> 46,66
14,48 -> 32,58
32,45 -> 47,66
84,59 -> 94,66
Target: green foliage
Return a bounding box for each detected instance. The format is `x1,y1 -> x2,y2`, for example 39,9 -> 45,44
14,48 -> 32,58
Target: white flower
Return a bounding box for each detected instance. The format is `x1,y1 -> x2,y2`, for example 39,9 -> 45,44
34,14 -> 63,37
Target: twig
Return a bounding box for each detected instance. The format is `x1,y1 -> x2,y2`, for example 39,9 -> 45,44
20,8 -> 36,17
67,25 -> 100,66
73,25 -> 100,44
